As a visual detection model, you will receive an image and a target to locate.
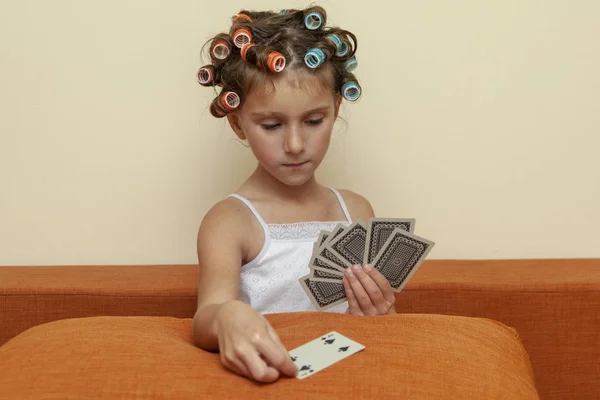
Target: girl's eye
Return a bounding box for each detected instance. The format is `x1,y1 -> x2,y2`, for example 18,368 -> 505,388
306,118 -> 324,126
261,123 -> 281,130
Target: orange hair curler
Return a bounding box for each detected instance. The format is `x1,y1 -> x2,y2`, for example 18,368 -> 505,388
197,65 -> 215,86
240,43 -> 255,61
220,91 -> 241,111
210,39 -> 230,60
232,28 -> 252,49
267,52 -> 286,73
232,13 -> 252,23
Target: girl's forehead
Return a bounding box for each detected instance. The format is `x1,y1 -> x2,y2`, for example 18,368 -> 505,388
245,68 -> 335,106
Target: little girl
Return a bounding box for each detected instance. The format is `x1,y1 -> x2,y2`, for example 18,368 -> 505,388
192,6 -> 396,383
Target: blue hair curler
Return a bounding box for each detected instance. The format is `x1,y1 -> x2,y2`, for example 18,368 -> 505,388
326,35 -> 349,57
279,9 -> 289,15
342,81 -> 361,102
344,56 -> 358,72
304,48 -> 326,69
304,11 -> 323,30
327,35 -> 348,57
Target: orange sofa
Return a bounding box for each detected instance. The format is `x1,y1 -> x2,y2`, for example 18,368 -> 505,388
0,259 -> 598,399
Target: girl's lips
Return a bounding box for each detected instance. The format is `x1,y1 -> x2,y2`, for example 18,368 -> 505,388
283,161 -> 309,168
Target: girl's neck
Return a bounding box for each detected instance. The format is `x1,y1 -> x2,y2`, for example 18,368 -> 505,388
244,164 -> 324,203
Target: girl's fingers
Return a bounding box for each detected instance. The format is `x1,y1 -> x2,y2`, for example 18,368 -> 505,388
343,276 -> 361,315
350,264 -> 385,304
264,326 -> 298,377
344,266 -> 377,315
221,350 -> 251,379
237,346 -> 280,383
363,265 -> 396,305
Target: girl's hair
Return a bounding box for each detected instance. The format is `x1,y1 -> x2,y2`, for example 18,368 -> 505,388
197,6 -> 361,118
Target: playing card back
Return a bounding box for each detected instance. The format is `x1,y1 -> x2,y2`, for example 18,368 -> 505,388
299,275 -> 347,311
364,218 -> 416,265
372,227 -> 434,292
326,221 -> 367,268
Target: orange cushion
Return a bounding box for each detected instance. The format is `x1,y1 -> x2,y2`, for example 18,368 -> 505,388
0,313 -> 539,399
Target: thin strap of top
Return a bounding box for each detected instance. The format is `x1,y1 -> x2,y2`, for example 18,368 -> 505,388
227,194 -> 270,231
227,187 -> 352,225
328,188 -> 352,223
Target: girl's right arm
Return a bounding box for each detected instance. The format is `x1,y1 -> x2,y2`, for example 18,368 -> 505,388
191,199 -> 297,383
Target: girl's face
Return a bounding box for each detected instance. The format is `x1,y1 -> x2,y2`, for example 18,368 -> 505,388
228,70 -> 341,187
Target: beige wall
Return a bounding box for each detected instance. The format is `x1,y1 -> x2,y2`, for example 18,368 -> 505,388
1,1 -> 598,265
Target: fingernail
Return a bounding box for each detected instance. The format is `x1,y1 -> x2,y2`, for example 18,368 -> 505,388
352,264 -> 361,273
364,264 -> 373,272
345,268 -> 354,277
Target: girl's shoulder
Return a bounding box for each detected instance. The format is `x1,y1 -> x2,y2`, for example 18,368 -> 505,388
197,196 -> 264,264
335,189 -> 376,221
199,196 -> 257,234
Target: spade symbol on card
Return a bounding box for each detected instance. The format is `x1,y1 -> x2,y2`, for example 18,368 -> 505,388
322,338 -> 336,345
300,365 -> 311,372
291,356 -> 297,362
338,346 -> 350,353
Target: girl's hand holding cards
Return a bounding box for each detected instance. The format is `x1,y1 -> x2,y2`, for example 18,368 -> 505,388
343,264 -> 396,315
300,218 -> 436,311
214,301 -> 298,382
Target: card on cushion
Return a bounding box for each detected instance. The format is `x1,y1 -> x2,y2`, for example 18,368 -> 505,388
364,218 -> 416,265
325,220 -> 367,268
289,331 -> 365,380
299,275 -> 347,311
371,227 -> 435,292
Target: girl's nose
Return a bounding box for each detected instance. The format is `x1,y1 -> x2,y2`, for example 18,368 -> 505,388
283,125 -> 305,154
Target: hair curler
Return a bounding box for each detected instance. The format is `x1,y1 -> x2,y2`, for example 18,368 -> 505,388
344,56 -> 358,72
220,91 -> 241,111
232,28 -> 252,49
304,48 -> 326,69
341,81 -> 361,102
197,65 -> 216,86
304,11 -> 323,30
210,39 -> 231,60
240,43 -> 255,61
232,13 -> 252,23
326,35 -> 349,57
267,52 -> 286,72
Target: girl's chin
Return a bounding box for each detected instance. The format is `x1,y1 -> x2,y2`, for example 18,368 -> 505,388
272,169 -> 315,187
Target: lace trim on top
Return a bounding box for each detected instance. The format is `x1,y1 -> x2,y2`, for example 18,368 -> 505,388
267,221 -> 347,240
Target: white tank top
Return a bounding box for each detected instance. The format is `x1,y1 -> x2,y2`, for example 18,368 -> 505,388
228,188 -> 352,315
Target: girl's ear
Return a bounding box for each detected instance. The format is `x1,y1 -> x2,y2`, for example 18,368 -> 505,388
227,112 -> 247,140
334,95 -> 343,118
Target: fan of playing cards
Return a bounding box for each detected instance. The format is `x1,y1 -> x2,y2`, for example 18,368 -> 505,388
299,218 -> 435,311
